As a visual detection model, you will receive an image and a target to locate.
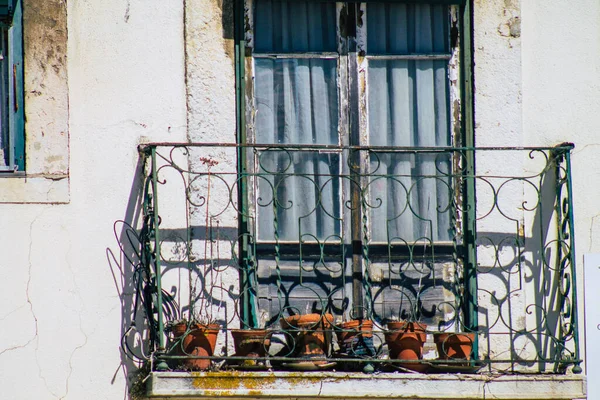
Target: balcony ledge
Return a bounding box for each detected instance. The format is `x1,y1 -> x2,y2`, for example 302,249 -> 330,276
146,371 -> 586,399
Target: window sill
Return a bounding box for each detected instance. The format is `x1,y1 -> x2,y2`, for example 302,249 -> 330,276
0,174 -> 69,203
146,371 -> 586,399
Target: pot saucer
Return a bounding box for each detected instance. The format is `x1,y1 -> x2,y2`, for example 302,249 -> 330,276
229,363 -> 271,371
427,361 -> 483,374
281,361 -> 336,371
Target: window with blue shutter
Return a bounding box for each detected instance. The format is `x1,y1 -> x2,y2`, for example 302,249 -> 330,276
0,0 -> 23,172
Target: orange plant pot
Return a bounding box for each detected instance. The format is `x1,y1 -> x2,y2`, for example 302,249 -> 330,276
434,332 -> 475,360
336,319 -> 375,357
171,322 -> 220,370
281,313 -> 334,359
384,321 -> 427,372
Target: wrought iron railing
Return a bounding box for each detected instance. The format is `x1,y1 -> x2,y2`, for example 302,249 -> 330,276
122,143 -> 581,374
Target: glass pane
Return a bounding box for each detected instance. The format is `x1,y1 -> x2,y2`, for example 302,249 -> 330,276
368,59 -> 451,242
254,0 -> 337,53
368,59 -> 449,147
367,3 -> 449,54
255,58 -> 338,145
254,58 -> 340,241
256,150 -> 342,241
367,152 -> 452,243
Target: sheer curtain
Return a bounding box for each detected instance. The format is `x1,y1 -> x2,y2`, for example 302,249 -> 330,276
367,3 -> 452,243
254,0 -> 340,242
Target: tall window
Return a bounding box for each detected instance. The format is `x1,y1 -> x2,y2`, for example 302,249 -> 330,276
244,0 -> 465,323
248,1 -> 459,243
0,0 -> 24,172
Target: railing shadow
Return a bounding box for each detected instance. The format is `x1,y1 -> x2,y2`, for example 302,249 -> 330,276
106,154 -> 151,399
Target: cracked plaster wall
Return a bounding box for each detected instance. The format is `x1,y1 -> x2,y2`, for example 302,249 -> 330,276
0,0 -> 187,399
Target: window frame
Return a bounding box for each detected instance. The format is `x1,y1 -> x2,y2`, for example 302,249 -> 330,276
242,0 -> 467,248
234,0 -> 477,332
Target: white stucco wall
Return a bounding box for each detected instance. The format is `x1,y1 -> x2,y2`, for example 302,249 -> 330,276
0,0 -> 597,399
521,0 -> 600,378
522,0 -> 600,259
0,0 -> 187,399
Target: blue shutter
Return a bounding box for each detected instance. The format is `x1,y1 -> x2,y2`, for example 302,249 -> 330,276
8,0 -> 23,170
0,1 -> 9,19
0,0 -> 18,21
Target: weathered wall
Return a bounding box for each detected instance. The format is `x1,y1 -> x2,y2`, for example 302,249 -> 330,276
24,0 -> 69,176
522,0 -> 600,254
184,0 -> 239,355
186,0 -> 236,144
0,0 -> 187,398
521,0 -> 600,376
474,0 -> 522,149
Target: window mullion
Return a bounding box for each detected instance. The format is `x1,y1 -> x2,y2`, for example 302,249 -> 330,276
342,2 -> 367,319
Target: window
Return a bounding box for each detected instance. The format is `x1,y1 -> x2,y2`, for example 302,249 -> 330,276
243,0 -> 468,325
0,0 -> 23,172
247,0 -> 461,241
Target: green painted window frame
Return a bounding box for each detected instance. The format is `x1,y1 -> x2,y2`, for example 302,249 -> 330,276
0,0 -> 24,172
234,0 -> 475,239
233,0 -> 476,331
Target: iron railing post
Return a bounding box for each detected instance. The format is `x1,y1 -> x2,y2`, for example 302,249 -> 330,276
461,0 -> 478,360
150,146 -> 168,370
554,145 -> 582,373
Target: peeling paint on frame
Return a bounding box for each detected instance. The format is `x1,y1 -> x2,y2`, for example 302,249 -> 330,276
449,5 -> 465,241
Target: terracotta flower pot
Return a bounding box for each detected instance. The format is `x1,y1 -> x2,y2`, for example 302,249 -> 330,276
384,321 -> 427,372
170,322 -> 220,370
280,313 -> 333,360
231,329 -> 271,358
434,332 -> 475,360
336,319 -> 375,357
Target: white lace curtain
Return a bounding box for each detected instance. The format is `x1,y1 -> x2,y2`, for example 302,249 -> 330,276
253,1 -> 452,243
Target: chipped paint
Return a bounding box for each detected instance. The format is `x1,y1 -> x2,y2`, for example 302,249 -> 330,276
244,0 -> 254,49
498,16 -> 521,38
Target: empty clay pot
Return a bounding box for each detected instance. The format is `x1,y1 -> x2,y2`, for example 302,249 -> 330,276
384,321 -> 428,372
434,332 -> 475,360
281,313 -> 334,360
171,322 -> 220,370
231,329 -> 271,358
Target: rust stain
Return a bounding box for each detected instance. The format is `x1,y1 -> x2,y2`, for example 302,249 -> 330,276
190,371 -> 330,395
191,372 -> 277,392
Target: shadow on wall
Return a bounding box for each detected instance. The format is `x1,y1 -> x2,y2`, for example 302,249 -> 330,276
474,158 -> 575,373
106,153 -> 151,400
221,0 -> 234,40
106,152 -> 240,399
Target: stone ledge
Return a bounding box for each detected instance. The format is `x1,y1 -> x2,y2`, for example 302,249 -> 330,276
146,371 -> 586,399
0,175 -> 69,203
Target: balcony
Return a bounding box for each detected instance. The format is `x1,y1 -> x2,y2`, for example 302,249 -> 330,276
123,143 -> 583,398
